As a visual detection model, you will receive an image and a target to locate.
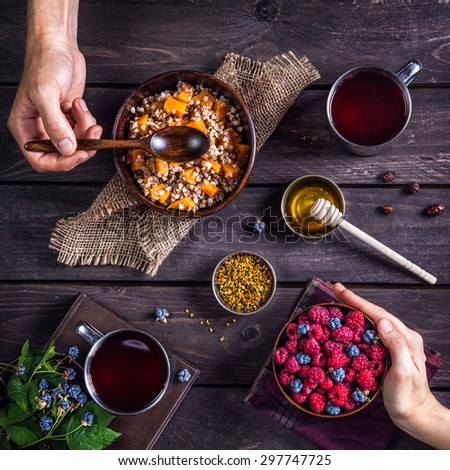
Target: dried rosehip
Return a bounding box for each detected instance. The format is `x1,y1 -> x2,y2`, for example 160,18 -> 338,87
380,204 -> 395,214
423,204 -> 446,216
382,171 -> 396,183
408,182 -> 420,194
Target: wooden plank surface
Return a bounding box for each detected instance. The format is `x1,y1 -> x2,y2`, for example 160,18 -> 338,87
1,1 -> 450,85
0,284 -> 448,387
0,185 -> 448,284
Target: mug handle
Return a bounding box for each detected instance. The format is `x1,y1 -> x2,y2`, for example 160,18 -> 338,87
75,321 -> 103,346
396,59 -> 423,86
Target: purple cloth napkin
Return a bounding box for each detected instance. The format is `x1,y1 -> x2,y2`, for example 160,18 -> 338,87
245,277 -> 443,450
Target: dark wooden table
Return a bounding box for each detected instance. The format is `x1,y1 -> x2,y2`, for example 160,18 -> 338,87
0,0 -> 449,450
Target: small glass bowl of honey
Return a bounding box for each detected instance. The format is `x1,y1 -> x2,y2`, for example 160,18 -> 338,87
281,175 -> 345,239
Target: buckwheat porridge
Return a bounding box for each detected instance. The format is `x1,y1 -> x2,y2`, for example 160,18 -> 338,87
126,81 -> 250,212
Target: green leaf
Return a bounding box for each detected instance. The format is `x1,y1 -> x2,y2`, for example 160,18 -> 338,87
0,433 -> 11,450
67,424 -> 120,450
7,375 -> 28,411
42,362 -> 56,372
25,381 -> 39,410
5,425 -> 38,447
19,340 -> 30,364
42,340 -> 56,363
5,403 -> 34,426
0,408 -> 5,427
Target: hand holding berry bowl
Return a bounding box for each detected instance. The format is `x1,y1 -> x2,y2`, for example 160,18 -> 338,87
273,303 -> 388,418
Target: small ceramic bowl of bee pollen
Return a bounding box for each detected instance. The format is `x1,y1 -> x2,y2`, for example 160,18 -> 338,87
212,251 -> 276,315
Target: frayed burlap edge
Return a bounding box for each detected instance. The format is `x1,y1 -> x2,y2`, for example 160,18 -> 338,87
49,51 -> 319,276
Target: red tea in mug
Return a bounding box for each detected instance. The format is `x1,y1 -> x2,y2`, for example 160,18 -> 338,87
89,330 -> 168,413
330,69 -> 407,146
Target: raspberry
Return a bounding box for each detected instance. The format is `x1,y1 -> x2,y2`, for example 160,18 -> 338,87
296,314 -> 309,324
345,311 -> 365,330
301,381 -> 316,395
309,392 -> 327,413
357,342 -> 369,352
307,366 -> 326,385
308,323 -> 324,341
328,383 -> 349,406
285,323 -> 300,340
285,339 -> 299,354
299,337 -> 321,355
371,360 -> 385,377
292,392 -> 307,404
324,340 -> 343,355
343,367 -> 356,383
357,369 -> 377,390
308,305 -> 330,326
278,369 -> 295,386
284,355 -> 301,373
329,306 -> 344,321
329,317 -> 342,329
319,376 -> 333,391
297,365 -> 311,379
332,326 -> 354,344
321,326 -> 331,341
311,352 -> 326,367
369,344 -> 387,361
274,347 -> 289,364
351,353 -> 370,371
352,327 -> 364,342
325,401 -> 341,416
327,350 -> 350,368
342,399 -> 355,411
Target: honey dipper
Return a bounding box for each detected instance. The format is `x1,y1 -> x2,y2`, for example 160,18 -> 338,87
310,198 -> 437,285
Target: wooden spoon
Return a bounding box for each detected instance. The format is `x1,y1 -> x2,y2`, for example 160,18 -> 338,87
24,126 -> 211,164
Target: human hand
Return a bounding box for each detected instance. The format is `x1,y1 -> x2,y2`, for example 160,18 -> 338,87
333,282 -> 439,434
8,42 -> 102,172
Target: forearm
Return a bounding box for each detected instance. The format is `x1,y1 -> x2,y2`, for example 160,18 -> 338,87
400,400 -> 450,450
27,0 -> 79,49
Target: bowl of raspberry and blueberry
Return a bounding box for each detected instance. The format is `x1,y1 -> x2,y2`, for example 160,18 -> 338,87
273,303 -> 388,417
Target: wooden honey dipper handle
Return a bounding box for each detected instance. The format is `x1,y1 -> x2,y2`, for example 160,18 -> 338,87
310,198 -> 437,285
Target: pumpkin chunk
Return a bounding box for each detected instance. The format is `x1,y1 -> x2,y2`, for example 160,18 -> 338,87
213,99 -> 230,120
149,183 -> 171,204
236,143 -> 250,166
222,163 -> 240,179
201,179 -> 219,197
176,91 -> 191,103
137,114 -> 149,135
187,119 -> 208,134
192,90 -> 215,107
164,96 -> 187,118
168,197 -> 196,210
184,168 -> 197,184
127,149 -> 146,171
155,157 -> 169,176
211,161 -> 222,174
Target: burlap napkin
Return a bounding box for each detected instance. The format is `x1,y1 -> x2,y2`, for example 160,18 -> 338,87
50,52 -> 320,275
245,278 -> 444,450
